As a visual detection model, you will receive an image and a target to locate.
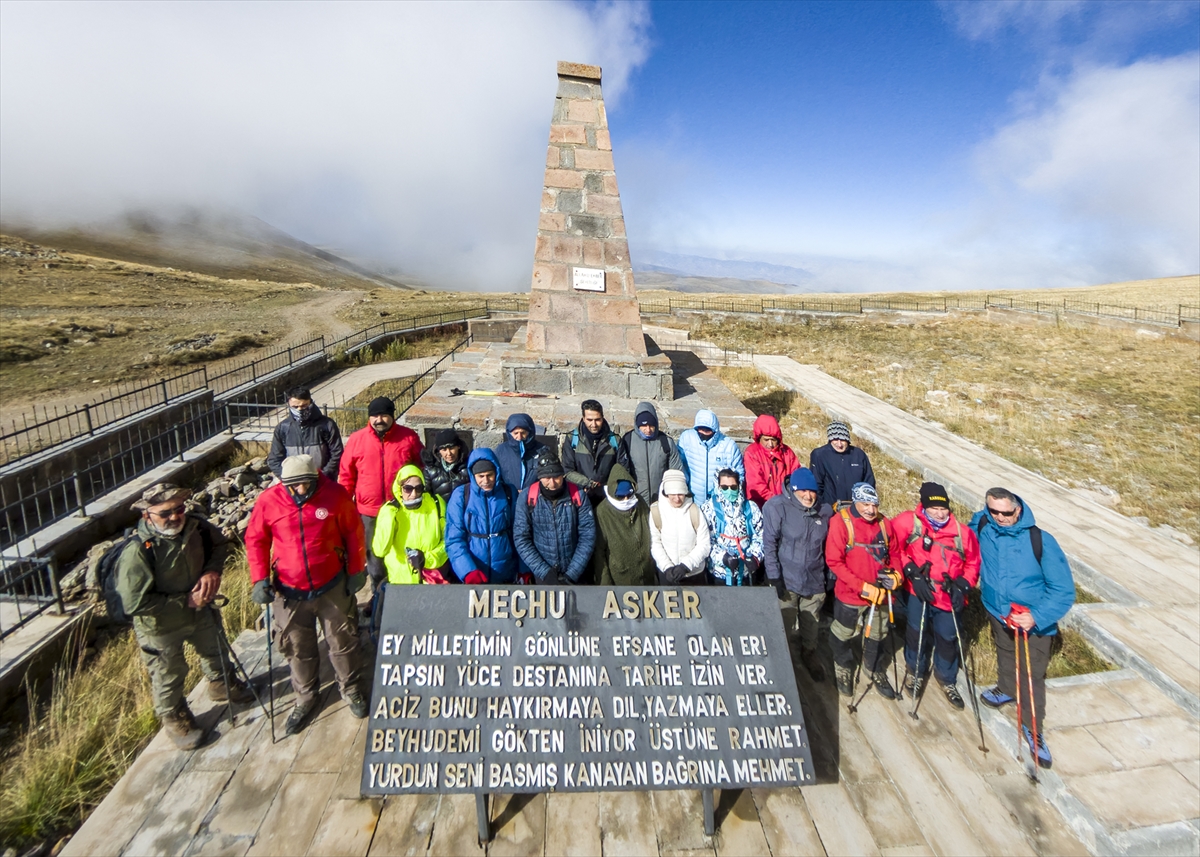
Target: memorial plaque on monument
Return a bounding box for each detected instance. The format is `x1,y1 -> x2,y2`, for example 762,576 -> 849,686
361,586 -> 814,802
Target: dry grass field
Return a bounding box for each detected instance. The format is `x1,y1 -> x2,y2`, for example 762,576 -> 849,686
703,312 -> 1200,545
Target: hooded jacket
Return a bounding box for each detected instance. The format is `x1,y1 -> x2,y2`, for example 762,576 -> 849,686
591,464 -> 657,586
677,409 -> 745,502
701,486 -> 764,583
339,422 -> 424,516
372,464 -> 450,585
246,474 -> 365,592
493,413 -> 548,496
561,418 -> 630,504
267,404 -> 344,479
970,498 -> 1074,634
622,401 -> 687,505
744,415 -> 800,506
809,441 -> 874,508
421,439 -> 469,503
825,506 -> 902,606
893,506 -> 981,613
513,480 -> 597,583
445,448 -> 518,584
762,491 -> 833,597
649,490 -> 711,579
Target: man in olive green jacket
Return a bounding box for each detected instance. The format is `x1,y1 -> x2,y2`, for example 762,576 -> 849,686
115,483 -> 250,749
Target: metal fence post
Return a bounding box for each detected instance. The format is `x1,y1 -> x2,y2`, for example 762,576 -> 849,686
161,378 -> 170,404
175,426 -> 185,462
83,404 -> 94,436
73,471 -> 87,517
47,555 -> 64,615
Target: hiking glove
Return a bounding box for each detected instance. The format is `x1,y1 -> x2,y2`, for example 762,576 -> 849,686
877,568 -> 902,591
945,576 -> 969,612
772,577 -> 788,601
464,570 -> 489,585
251,579 -> 274,605
722,553 -> 741,570
907,562 -> 936,604
859,582 -> 886,605
406,549 -> 425,571
664,563 -> 691,583
346,572 -> 367,596
744,557 -> 761,575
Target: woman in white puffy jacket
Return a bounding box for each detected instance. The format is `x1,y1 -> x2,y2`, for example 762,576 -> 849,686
649,469 -> 712,585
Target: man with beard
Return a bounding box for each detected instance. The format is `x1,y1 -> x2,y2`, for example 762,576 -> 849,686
267,386 -> 343,479
562,399 -> 630,506
339,397 -> 424,592
114,483 -> 251,749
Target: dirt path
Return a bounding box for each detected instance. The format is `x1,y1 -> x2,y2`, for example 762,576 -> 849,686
278,288 -> 360,344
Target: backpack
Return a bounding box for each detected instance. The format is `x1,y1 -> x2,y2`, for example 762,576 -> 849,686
907,514 -> 965,561
650,502 -> 701,531
527,482 -> 583,507
98,518 -> 213,623
709,499 -> 755,541
838,507 -> 890,552
571,429 -> 620,457
976,517 -> 1042,564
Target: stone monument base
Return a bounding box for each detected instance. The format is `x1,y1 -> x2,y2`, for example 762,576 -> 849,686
500,349 -> 673,401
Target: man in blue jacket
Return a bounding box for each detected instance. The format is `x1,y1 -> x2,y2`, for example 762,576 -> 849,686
514,454 -> 596,584
445,449 -> 518,584
493,413 -> 548,497
677,409 -> 744,502
809,421 -> 874,509
972,487 -> 1075,769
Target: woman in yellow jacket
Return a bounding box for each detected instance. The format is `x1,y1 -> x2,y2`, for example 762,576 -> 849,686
371,465 -> 451,587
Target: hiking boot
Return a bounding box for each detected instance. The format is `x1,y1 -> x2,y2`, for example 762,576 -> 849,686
1022,725 -> 1053,769
800,648 -> 825,683
284,698 -> 318,736
162,700 -> 205,751
344,685 -> 369,719
904,672 -> 925,698
980,686 -> 1015,708
871,672 -> 898,701
834,665 -> 854,697
208,677 -> 254,704
941,681 -> 966,710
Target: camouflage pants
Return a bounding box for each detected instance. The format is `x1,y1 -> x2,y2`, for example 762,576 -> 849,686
135,606 -> 229,716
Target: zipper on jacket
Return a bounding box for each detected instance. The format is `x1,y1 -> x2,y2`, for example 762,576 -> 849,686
378,432 -> 387,509
296,496 -> 317,591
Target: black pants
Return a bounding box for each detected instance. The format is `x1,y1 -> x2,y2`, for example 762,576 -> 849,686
990,613 -> 1051,730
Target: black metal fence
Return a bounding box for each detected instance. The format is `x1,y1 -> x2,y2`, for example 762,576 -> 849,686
0,551 -> 62,641
988,296 -> 1199,327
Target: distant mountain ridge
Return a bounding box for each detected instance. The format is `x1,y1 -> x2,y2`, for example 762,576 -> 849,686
634,250 -> 815,287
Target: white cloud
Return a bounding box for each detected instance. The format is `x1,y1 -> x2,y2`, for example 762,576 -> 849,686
0,0 -> 652,289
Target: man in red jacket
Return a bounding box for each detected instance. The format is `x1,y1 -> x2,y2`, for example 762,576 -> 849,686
338,397 -> 424,592
894,482 -> 981,710
826,482 -> 904,699
247,454 -> 369,735
744,414 -> 800,507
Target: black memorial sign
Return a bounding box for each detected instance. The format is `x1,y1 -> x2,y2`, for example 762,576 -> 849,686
360,586 -> 814,795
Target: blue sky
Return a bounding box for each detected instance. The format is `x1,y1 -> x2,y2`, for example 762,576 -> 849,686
1,0 -> 1197,292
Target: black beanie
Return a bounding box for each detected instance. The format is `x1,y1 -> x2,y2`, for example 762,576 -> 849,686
433,428 -> 460,449
368,397 -> 395,417
470,458 -> 496,475
920,482 -> 951,509
538,456 -> 565,478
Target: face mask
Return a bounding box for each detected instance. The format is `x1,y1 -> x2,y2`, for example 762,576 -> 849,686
402,496 -> 423,509
718,488 -> 739,504
607,490 -> 638,512
289,407 -> 305,420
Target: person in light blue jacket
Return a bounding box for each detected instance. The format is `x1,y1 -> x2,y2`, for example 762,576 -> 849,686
677,409 -> 744,502
971,488 -> 1075,770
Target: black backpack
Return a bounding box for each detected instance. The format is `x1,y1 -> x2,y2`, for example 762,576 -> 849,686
97,520 -> 213,623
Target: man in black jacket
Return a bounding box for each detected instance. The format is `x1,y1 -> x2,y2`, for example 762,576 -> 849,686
763,467 -> 833,681
562,400 -> 630,506
421,428 -> 469,503
809,420 -> 874,509
266,386 -> 343,479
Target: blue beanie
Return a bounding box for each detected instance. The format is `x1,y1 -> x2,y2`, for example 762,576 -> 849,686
789,468 -> 818,492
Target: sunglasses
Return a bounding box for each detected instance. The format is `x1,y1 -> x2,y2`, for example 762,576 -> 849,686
401,484 -> 424,494
988,506 -> 1018,518
151,505 -> 186,518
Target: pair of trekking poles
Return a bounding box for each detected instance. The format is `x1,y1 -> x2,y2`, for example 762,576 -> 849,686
208,596 -> 278,744
1008,611 -> 1040,782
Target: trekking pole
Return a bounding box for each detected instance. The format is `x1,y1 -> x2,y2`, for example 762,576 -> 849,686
848,602 -> 878,715
213,604 -> 238,727
887,591 -> 900,703
1023,628 -> 1039,782
265,602 -> 276,744
208,599 -> 272,725
948,605 -> 988,754
1013,623 -> 1024,765
909,600 -> 927,720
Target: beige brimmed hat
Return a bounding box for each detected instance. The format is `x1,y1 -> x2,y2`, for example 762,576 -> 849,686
132,482 -> 192,511
281,454 -> 319,485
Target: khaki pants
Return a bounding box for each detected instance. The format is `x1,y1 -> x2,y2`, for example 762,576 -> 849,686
778,592 -> 825,652
272,585 -> 364,704
135,606 -> 228,716
829,598 -> 890,675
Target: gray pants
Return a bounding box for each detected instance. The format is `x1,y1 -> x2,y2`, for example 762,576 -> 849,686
272,585 -> 364,705
779,592 -> 824,651
362,514 -> 386,587
135,607 -> 229,716
991,614 -> 1052,730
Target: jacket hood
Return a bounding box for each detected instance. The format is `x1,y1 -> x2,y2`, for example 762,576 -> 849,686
970,493 -> 1036,534
606,462 -> 636,492
505,413 -> 535,437
693,409 -> 720,433
466,447 -> 502,485
391,463 -> 426,501
753,414 -> 782,441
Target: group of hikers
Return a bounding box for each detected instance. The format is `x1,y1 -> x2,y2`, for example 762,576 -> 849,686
113,385 -> 1075,775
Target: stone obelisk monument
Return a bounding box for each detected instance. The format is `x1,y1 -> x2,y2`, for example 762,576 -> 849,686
503,61 -> 672,400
